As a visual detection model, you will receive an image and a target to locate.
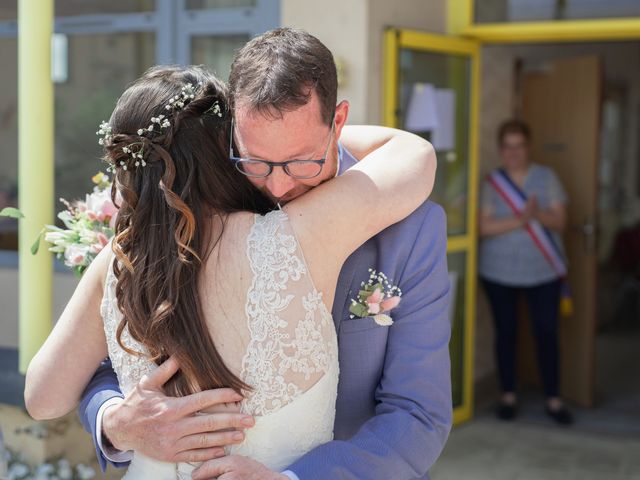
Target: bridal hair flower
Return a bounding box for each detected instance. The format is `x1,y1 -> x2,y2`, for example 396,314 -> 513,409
349,269 -> 402,326
96,121 -> 112,146
121,145 -> 146,169
97,82 -> 226,172
165,82 -> 200,111
204,100 -> 223,118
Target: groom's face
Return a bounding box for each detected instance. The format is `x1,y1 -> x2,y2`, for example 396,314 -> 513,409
233,92 -> 349,204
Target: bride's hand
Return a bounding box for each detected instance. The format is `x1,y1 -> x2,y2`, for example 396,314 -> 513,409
191,455 -> 288,480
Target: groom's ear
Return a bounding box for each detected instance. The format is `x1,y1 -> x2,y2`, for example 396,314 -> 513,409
333,100 -> 350,141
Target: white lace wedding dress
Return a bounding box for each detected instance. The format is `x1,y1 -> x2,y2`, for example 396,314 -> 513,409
100,210 -> 339,479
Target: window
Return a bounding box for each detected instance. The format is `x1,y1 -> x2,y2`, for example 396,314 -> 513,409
191,35 -> 249,81
55,33 -> 155,203
186,0 -> 257,9
0,1 -> 278,252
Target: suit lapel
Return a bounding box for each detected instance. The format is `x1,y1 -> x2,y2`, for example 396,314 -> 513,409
331,258 -> 359,333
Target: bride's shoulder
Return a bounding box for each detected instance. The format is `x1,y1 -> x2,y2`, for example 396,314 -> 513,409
228,209 -> 288,230
217,210 -> 289,251
224,209 -> 282,230
80,241 -> 114,293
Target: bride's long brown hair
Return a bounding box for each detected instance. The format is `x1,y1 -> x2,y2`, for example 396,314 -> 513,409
102,65 -> 272,396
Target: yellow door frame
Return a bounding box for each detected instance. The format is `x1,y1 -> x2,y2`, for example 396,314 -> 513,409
384,29 -> 480,425
451,0 -> 640,42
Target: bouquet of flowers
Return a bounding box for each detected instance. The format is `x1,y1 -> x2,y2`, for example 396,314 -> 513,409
34,172 -> 117,277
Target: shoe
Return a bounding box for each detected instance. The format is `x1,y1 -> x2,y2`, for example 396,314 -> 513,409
496,402 -> 518,421
545,405 -> 574,425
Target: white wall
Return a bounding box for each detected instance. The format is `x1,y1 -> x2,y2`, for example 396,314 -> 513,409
281,0 -> 448,125
280,0 -> 370,124
0,266 -> 78,349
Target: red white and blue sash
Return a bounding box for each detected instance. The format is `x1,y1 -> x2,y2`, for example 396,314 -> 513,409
487,169 -> 567,277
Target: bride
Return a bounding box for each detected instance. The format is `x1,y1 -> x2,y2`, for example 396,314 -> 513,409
24,65 -> 436,479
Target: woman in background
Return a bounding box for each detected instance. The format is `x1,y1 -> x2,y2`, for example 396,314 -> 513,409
479,119 -> 573,425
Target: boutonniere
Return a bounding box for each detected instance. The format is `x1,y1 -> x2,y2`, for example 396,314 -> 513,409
349,269 -> 402,326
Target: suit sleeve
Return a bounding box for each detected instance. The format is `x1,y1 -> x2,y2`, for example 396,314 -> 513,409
77,358 -> 129,472
287,203 -> 452,479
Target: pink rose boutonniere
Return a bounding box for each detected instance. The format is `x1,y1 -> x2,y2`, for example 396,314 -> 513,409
349,269 -> 402,326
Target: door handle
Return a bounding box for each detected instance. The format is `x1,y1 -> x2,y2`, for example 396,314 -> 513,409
572,216 -> 596,253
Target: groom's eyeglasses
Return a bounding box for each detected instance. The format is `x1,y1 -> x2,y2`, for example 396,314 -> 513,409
229,117 -> 335,180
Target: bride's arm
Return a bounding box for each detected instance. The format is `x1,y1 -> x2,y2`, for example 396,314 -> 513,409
286,125 -> 436,265
25,246 -> 111,420
338,124 -> 412,161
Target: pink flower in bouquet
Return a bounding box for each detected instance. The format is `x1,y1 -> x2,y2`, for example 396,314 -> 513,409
90,232 -> 110,254
64,244 -> 89,267
96,232 -> 109,247
85,188 -> 117,223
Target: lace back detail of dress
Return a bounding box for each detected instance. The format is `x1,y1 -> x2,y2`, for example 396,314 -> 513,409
100,263 -> 156,395
241,209 -> 338,417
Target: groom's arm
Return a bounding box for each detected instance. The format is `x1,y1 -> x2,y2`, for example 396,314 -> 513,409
78,358 -> 130,472
288,203 -> 452,479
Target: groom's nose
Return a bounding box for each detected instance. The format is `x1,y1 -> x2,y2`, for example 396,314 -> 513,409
264,166 -> 297,199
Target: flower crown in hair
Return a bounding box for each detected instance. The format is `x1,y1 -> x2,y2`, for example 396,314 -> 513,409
97,82 -> 224,172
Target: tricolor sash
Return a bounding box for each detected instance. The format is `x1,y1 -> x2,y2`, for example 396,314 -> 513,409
488,169 -> 573,316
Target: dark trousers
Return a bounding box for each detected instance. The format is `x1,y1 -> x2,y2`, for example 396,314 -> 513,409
481,277 -> 562,398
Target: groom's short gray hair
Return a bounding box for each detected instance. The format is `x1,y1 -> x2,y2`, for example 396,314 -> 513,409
228,27 -> 337,125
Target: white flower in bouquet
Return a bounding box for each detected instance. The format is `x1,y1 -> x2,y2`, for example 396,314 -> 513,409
63,243 -> 92,268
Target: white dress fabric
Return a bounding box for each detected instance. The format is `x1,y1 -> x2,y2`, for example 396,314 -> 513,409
100,210 -> 339,479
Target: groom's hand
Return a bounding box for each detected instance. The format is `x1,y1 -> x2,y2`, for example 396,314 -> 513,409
192,455 -> 289,480
102,355 -> 255,463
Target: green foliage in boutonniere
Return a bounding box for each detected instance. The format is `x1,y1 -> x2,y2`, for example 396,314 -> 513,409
349,269 -> 402,326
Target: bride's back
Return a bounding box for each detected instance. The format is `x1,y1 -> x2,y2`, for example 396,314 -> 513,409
199,209 -> 338,416
103,208 -> 341,476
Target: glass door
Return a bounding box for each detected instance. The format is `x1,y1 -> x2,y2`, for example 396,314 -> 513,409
384,29 -> 480,424
175,0 -> 279,79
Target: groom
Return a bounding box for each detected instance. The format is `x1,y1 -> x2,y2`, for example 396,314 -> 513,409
79,28 -> 452,479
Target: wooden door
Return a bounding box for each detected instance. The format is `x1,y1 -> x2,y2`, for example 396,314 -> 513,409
520,56 -> 601,407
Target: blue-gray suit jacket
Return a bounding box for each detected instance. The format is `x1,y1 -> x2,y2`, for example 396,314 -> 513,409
79,145 -> 452,479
